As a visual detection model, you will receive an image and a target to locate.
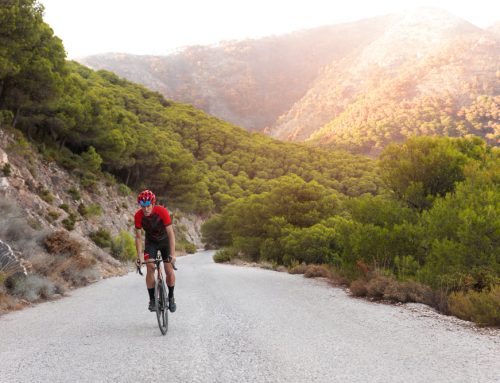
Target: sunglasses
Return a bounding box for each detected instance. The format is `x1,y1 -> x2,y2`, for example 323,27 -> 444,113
139,200 -> 152,207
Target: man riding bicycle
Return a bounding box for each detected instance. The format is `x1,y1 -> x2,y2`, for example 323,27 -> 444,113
135,190 -> 177,313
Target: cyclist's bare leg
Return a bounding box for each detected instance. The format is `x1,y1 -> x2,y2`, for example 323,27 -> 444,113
146,262 -> 155,288
164,262 -> 175,287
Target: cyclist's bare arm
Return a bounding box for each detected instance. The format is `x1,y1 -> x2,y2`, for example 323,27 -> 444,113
135,228 -> 144,264
166,225 -> 176,263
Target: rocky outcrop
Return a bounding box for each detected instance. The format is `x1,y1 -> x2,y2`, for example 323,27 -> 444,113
0,126 -> 203,313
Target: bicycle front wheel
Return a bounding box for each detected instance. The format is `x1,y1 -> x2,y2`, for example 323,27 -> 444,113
155,277 -> 168,335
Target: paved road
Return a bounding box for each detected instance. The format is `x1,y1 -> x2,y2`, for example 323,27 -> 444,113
1,250 -> 499,383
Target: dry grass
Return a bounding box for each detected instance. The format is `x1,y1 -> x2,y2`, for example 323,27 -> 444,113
366,276 -> 392,300
44,231 -> 81,256
348,274 -> 435,306
384,281 -> 434,305
350,280 -> 368,297
288,263 -> 308,274
304,265 -> 331,279
0,292 -> 24,313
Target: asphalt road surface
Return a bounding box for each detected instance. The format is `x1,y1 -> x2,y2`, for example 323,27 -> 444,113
1,250 -> 499,383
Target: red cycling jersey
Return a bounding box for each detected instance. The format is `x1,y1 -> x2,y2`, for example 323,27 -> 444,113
134,205 -> 172,244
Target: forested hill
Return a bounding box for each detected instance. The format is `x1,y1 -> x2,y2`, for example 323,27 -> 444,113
81,8 -> 499,156
0,0 -> 380,216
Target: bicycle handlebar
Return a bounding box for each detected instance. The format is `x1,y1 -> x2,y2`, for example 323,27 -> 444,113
136,257 -> 177,275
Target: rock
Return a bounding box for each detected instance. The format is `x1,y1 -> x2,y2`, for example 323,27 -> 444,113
0,177 -> 9,190
0,147 -> 8,165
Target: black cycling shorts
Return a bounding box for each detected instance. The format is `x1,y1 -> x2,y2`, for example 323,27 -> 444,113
144,241 -> 171,262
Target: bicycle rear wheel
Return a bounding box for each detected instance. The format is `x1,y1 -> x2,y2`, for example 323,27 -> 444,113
155,277 -> 168,335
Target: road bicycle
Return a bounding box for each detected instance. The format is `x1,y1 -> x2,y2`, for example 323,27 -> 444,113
137,254 -> 177,335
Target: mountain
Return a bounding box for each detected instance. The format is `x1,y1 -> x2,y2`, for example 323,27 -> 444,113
79,15 -> 398,131
271,9 -> 499,154
80,9 -> 499,155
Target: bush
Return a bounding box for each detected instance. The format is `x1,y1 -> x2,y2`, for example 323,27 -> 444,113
2,163 -> 11,176
117,183 -> 131,196
111,231 -> 136,261
61,212 -> 77,231
383,280 -> 435,305
89,229 -> 112,249
448,286 -> 500,326
44,231 -> 81,256
46,210 -> 61,223
304,265 -> 331,278
350,279 -> 368,297
38,188 -> 54,203
12,274 -> 55,302
289,263 -> 308,275
78,203 -> 102,217
213,248 -> 237,263
59,203 -> 70,212
177,239 -> 197,254
67,187 -> 81,201
366,275 -> 392,300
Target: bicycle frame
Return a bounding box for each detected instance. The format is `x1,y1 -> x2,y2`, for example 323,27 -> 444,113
137,254 -> 170,335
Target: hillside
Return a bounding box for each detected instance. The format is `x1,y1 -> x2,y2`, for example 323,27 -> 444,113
81,9 -> 499,155
272,9 -> 499,154
80,15 -> 397,131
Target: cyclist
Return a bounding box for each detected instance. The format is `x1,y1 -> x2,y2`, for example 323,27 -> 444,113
134,190 -> 177,313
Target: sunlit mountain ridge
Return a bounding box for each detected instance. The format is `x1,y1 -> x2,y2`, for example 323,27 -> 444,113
80,8 -> 499,154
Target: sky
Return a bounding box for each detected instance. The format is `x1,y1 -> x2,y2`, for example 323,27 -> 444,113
40,0 -> 500,59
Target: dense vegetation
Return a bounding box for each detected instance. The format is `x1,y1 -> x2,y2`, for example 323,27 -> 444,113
305,40 -> 500,154
203,136 -> 500,325
1,1 -> 498,325
0,1 -> 380,215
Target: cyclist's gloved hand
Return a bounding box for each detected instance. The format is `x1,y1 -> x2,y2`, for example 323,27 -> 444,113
170,255 -> 178,270
135,258 -> 143,275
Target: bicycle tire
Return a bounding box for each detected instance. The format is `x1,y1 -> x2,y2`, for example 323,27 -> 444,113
155,277 -> 168,335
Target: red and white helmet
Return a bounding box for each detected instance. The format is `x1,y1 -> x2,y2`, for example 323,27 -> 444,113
137,189 -> 156,206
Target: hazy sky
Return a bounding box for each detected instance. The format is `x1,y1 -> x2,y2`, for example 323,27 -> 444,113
40,0 -> 499,59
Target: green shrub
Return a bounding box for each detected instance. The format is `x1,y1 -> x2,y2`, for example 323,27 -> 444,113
59,203 -> 70,212
103,172 -> 116,186
117,183 -> 131,196
2,163 -> 11,176
39,188 -> 54,204
89,228 -> 112,248
448,286 -> 500,326
67,187 -> 81,201
46,210 -> 61,223
78,203 -> 102,217
61,212 -> 77,231
111,230 -> 136,261
177,239 -> 197,254
80,172 -> 98,191
213,248 -> 237,263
